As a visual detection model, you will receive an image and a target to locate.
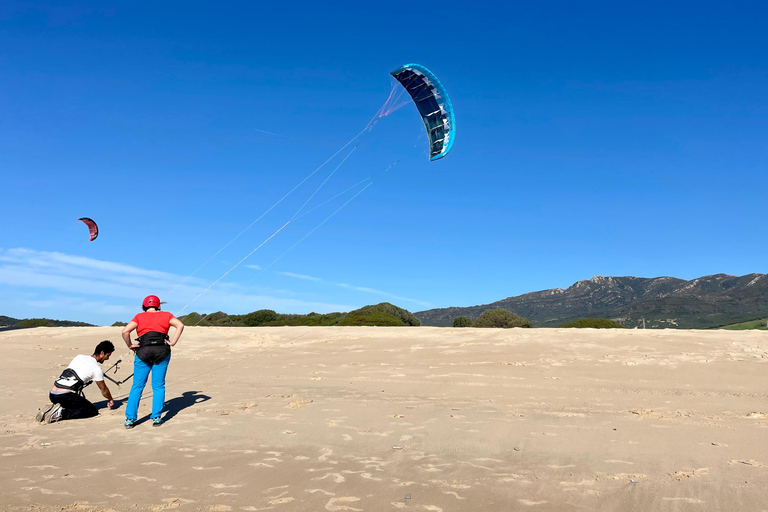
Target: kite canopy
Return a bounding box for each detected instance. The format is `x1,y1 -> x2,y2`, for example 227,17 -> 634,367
390,63 -> 455,161
77,217 -> 98,241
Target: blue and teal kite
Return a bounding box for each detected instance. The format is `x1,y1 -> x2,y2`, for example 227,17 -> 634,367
390,63 -> 455,161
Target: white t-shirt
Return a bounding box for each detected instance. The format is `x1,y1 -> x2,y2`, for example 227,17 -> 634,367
54,355 -> 104,391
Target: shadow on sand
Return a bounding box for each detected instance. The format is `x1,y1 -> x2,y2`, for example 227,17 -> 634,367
134,390 -> 212,425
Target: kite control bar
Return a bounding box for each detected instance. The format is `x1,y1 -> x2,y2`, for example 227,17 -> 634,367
103,353 -> 133,387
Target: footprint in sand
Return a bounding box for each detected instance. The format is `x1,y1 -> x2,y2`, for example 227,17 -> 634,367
671,468 -> 709,479
267,497 -> 294,505
149,498 -> 194,510
289,399 -> 313,409
324,497 -> 361,511
606,473 -> 645,480
119,473 -> 157,482
519,500 -> 548,506
20,487 -> 70,495
313,473 -> 346,483
419,463 -> 451,473
307,489 -> 335,496
497,475 -> 532,483
306,467 -> 333,473
263,485 -> 289,495
728,460 -> 763,467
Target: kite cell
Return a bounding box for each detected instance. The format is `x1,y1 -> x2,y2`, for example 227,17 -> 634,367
390,63 -> 455,161
77,217 -> 98,241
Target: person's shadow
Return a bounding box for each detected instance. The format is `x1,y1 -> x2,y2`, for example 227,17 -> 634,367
135,390 -> 211,425
94,397 -> 125,410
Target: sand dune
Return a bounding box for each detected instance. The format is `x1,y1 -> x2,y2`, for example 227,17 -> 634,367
2,326 -> 768,511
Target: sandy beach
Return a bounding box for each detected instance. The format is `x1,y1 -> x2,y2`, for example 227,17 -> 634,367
2,326 -> 768,511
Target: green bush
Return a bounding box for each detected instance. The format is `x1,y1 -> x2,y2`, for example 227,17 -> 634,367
474,308 -> 531,328
263,312 -> 345,326
178,312 -> 205,325
453,316 -> 474,327
558,318 -> 626,329
244,309 -> 279,326
369,303 -> 421,326
336,303 -> 420,327
15,318 -> 54,328
111,321 -> 127,327
337,310 -> 406,326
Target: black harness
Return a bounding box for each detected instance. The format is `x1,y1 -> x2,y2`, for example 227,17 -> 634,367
135,331 -> 171,365
53,368 -> 91,397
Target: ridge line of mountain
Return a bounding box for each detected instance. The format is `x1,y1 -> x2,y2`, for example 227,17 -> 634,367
414,273 -> 768,329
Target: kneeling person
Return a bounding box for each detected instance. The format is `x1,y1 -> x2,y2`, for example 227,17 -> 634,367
38,340 -> 116,423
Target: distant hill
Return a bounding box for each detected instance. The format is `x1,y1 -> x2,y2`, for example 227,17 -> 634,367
415,274 -> 768,329
0,315 -> 95,330
0,315 -> 18,327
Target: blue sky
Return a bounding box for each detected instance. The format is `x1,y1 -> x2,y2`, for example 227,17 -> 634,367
1,1 -> 767,325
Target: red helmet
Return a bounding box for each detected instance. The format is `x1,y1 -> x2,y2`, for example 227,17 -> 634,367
142,295 -> 161,308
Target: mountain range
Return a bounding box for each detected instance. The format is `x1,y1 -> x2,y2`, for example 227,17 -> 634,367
415,273 -> 768,329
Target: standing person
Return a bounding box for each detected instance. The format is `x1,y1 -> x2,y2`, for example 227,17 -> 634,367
121,295 -> 184,429
37,341 -> 116,423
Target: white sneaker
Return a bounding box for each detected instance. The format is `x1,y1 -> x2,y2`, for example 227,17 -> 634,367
36,403 -> 55,422
44,404 -> 63,424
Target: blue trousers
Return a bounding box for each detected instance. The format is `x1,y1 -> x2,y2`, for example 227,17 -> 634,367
125,353 -> 170,420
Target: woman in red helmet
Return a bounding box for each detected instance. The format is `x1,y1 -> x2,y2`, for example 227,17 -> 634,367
121,295 -> 184,428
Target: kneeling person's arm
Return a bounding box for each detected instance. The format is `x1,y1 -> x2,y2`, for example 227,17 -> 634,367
96,380 -> 114,409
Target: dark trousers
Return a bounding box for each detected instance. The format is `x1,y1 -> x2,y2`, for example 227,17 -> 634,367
49,391 -> 99,420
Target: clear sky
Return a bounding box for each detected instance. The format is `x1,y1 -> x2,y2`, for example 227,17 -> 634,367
1,1 -> 767,325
